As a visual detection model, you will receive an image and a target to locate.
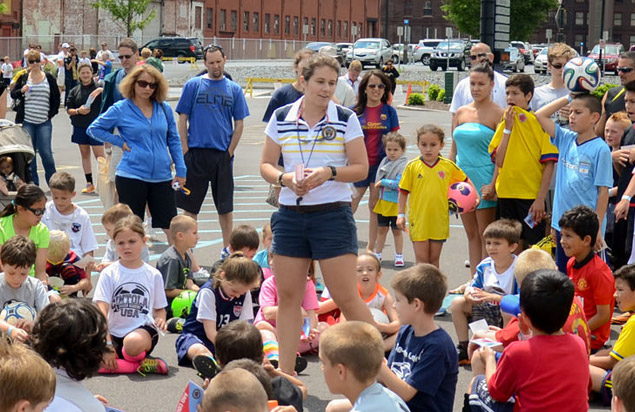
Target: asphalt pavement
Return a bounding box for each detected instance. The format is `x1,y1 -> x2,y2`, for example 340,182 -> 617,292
7,84 -> 613,411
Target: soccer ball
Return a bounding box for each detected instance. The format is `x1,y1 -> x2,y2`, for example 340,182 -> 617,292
448,182 -> 478,214
0,301 -> 36,326
370,308 -> 389,324
563,57 -> 600,93
171,290 -> 197,318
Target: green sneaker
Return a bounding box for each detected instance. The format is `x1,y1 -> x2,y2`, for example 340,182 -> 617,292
137,357 -> 168,376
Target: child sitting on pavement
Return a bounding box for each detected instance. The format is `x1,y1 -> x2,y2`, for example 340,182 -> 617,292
96,203 -> 150,271
200,368 -> 269,412
45,230 -> 91,297
450,219 -> 521,365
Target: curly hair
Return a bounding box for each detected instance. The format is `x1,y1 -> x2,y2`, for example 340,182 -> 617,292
31,299 -> 109,381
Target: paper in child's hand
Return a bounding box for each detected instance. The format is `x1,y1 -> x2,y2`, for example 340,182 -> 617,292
470,338 -> 503,348
469,319 -> 489,334
74,255 -> 94,269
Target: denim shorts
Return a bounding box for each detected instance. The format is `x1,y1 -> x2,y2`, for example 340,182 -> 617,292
270,203 -> 358,260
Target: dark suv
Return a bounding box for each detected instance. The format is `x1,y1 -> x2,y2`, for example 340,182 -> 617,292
142,37 -> 203,62
429,40 -> 471,71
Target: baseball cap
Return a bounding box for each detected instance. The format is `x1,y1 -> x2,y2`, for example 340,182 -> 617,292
62,43 -> 70,48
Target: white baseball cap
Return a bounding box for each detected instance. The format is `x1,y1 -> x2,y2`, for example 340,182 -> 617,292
62,43 -> 70,48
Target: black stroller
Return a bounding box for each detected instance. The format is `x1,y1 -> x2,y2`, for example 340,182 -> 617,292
0,119 -> 34,207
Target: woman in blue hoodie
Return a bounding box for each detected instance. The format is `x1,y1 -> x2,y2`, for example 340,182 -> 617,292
88,65 -> 186,242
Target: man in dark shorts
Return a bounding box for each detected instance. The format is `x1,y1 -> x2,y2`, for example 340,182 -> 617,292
175,45 -> 250,252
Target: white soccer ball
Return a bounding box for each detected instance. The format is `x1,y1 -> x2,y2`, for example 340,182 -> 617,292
0,301 -> 36,326
563,57 -> 600,93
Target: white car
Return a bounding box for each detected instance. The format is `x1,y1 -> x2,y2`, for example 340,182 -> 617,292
413,39 -> 443,65
346,38 -> 395,68
534,47 -> 549,74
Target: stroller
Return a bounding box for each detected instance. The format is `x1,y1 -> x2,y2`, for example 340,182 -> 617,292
0,119 -> 34,208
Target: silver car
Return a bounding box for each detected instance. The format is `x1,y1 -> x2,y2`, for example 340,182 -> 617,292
534,47 -> 549,74
346,38 -> 395,68
413,39 -> 442,65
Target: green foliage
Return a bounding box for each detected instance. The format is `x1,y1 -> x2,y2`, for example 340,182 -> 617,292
428,84 -> 441,101
437,89 -> 446,102
441,0 -> 558,41
0,4 -> 7,13
592,83 -> 619,100
91,0 -> 157,37
43,61 -> 57,78
408,92 -> 424,106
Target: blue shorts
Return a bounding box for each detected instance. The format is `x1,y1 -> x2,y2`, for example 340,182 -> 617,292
468,374 -> 515,412
71,126 -> 104,146
270,203 -> 358,260
353,164 -> 379,188
175,332 -> 214,366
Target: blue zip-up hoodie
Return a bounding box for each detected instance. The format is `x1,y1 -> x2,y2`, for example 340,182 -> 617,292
88,99 -> 186,181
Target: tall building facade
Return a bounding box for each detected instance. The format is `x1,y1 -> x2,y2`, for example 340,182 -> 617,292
379,0 -> 460,43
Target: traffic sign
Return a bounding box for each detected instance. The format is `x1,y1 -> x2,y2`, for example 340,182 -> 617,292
495,32 -> 509,41
498,0 -> 510,6
495,23 -> 509,32
496,6 -> 510,16
495,15 -> 510,24
495,41 -> 509,50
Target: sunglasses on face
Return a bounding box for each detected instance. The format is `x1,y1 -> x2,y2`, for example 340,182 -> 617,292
26,206 -> 45,216
28,59 -> 40,64
136,80 -> 158,89
549,63 -> 564,69
617,67 -> 634,74
119,54 -> 133,60
469,53 -> 488,61
368,84 -> 386,89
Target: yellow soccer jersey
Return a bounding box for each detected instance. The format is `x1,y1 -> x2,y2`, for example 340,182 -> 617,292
399,156 -> 467,241
611,315 -> 635,361
488,107 -> 558,199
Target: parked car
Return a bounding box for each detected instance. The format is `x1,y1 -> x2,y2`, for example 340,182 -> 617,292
588,43 -> 624,74
510,41 -> 533,64
335,42 -> 353,65
306,42 -> 334,52
305,42 -> 344,65
413,39 -> 442,65
532,43 -> 548,59
534,47 -> 549,74
429,39 -> 471,71
345,38 -> 394,68
501,47 -> 525,72
392,43 -> 410,64
141,37 -> 203,62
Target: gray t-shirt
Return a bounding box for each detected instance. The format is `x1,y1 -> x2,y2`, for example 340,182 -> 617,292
0,273 -> 49,312
530,84 -> 569,123
156,246 -> 192,291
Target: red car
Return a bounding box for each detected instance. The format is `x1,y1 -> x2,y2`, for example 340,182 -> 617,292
588,43 -> 624,74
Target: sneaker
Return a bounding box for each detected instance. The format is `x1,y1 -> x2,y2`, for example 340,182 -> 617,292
295,355 -> 308,374
193,355 -> 220,380
612,311 -> 633,325
166,317 -> 185,333
137,357 -> 168,376
435,307 -> 447,317
374,252 -> 382,262
81,183 -> 95,194
220,246 -> 230,260
394,254 -> 405,267
464,260 -> 470,268
457,347 -> 470,366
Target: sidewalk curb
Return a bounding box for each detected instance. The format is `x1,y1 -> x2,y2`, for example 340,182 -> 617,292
396,104 -> 448,113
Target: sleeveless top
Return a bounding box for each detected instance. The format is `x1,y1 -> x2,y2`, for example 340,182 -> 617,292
604,86 -> 626,118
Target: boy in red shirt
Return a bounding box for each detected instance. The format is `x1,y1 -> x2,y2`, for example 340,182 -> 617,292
466,269 -> 590,411
560,205 -> 615,351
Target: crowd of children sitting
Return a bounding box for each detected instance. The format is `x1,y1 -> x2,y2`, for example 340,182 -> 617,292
2,71 -> 635,412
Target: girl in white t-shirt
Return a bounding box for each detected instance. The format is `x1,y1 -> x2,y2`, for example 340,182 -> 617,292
93,215 -> 168,375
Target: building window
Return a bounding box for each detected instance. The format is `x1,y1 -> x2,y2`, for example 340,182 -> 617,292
630,35 -> 635,45
352,23 -> 357,38
274,15 -> 280,34
575,12 -> 583,25
615,12 -> 622,26
285,16 -> 290,34
631,13 -> 635,25
359,23 -> 363,37
244,11 -> 249,32
231,10 -> 237,31
328,20 -> 333,37
337,20 -> 342,37
253,12 -> 259,32
424,1 -> 432,16
206,8 -> 213,29
343,21 -> 348,37
220,9 -> 226,31
293,17 -> 299,36
194,6 -> 202,29
320,19 -> 326,36
265,13 -> 270,34
404,0 -> 412,15
311,18 -> 316,35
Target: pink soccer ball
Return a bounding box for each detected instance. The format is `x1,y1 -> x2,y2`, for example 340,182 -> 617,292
448,182 -> 478,214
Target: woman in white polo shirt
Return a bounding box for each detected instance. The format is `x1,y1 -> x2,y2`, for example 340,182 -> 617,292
260,54 -> 374,375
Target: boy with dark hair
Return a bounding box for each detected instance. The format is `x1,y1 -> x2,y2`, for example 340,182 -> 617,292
489,74 -> 558,247
0,235 -> 48,342
612,355 -> 635,412
536,92 -> 612,273
377,264 -> 458,412
589,264 -> 635,405
468,270 -> 589,411
559,205 -> 615,351
200,368 -> 269,412
451,219 -> 521,365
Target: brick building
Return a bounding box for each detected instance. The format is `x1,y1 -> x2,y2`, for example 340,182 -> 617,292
0,0 -> 20,37
379,0 -> 461,44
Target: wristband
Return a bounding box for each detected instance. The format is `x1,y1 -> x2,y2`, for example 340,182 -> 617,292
503,129 -> 512,135
398,213 -> 406,218
567,95 -> 573,103
622,195 -> 632,202
6,326 -> 13,337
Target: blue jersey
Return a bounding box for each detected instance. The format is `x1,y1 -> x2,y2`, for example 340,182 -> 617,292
175,76 -> 249,151
551,124 -> 613,232
181,280 -> 251,349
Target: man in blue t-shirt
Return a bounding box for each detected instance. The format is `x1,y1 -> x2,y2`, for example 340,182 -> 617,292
175,46 -> 250,251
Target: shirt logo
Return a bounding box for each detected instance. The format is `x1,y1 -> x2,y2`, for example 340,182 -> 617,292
579,162 -> 590,174
71,222 -> 81,233
577,278 -> 588,291
518,113 -> 527,122
417,173 -> 423,179
380,114 -> 387,120
233,304 -> 243,317
438,171 -> 446,179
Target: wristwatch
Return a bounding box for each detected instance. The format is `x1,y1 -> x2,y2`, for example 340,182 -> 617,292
328,166 -> 337,181
276,172 -> 285,187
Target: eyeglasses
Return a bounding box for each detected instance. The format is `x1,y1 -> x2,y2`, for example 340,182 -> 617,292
28,59 -> 40,64
26,206 -> 45,216
617,67 -> 634,74
368,84 -> 386,89
469,53 -> 488,61
119,54 -> 133,60
136,80 -> 158,89
549,63 -> 564,69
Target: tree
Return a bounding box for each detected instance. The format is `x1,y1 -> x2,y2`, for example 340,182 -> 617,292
0,4 -> 7,14
91,0 -> 157,37
441,0 -> 558,41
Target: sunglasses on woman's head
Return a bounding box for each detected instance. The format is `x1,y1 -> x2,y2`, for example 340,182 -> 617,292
28,59 -> 40,64
136,80 -> 158,89
368,84 -> 386,89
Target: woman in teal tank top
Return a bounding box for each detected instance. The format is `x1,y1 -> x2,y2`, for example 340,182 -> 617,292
450,63 -> 504,282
